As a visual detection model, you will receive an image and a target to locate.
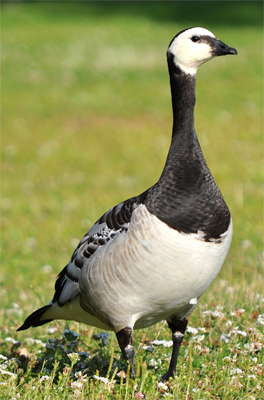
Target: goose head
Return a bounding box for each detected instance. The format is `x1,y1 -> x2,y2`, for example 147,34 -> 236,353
168,27 -> 237,75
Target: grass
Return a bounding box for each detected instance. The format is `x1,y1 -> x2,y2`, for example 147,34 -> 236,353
1,2 -> 263,399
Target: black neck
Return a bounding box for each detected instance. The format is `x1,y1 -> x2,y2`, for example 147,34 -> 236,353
159,53 -> 199,182
143,52 -> 230,240
168,52 -> 196,137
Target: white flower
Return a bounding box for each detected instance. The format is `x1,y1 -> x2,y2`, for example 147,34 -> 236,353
25,338 -> 45,347
256,294 -> 264,302
40,375 -> 50,382
5,337 -> 19,345
198,327 -> 207,333
220,334 -> 230,343
0,368 -> 17,378
47,327 -> 58,334
187,326 -> 198,335
157,382 -> 168,391
148,359 -> 158,369
257,314 -> 264,326
244,342 -> 263,352
192,335 -> 205,343
70,381 -> 83,389
142,345 -> 154,352
150,340 -> 173,348
68,353 -> 79,364
75,371 -> 87,380
203,310 -> 225,318
93,375 -> 110,384
230,368 -> 243,375
0,355 -> 8,361
230,328 -> 247,337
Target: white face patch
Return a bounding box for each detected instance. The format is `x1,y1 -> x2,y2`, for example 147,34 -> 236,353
168,27 -> 216,75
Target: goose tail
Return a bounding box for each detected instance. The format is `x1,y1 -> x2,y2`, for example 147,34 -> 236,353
17,304 -> 53,331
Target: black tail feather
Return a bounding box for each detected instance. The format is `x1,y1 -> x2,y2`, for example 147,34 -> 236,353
17,304 -> 53,331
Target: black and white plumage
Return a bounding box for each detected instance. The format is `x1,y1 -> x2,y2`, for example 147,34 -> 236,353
18,27 -> 237,380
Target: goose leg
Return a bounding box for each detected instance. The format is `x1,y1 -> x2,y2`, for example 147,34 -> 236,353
116,327 -> 135,377
162,317 -> 188,381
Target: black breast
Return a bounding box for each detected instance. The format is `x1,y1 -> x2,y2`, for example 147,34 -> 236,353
143,140 -> 231,241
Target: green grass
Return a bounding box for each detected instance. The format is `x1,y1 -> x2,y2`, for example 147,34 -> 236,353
1,2 -> 263,399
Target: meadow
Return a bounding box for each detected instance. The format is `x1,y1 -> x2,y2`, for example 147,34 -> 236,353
1,2 -> 263,399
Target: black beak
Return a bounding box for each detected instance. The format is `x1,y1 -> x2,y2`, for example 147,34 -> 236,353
212,39 -> 238,56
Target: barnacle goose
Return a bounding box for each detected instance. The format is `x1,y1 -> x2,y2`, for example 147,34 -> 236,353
18,27 -> 237,380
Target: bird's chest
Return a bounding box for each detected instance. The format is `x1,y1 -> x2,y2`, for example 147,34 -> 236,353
129,206 -> 232,292
112,205 -> 232,320
81,205 -> 232,329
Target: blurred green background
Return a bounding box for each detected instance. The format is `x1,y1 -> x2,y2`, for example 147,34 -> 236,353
0,1 -> 263,397
2,1 -> 262,288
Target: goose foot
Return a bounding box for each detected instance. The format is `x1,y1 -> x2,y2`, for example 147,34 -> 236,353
116,326 -> 135,378
161,317 -> 188,381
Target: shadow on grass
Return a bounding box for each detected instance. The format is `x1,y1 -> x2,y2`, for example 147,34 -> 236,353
32,342 -> 111,382
4,329 -> 127,383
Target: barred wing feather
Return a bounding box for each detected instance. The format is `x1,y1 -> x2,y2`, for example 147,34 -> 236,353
52,196 -> 142,306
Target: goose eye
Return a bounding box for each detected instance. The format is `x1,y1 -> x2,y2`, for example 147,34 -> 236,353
191,36 -> 200,42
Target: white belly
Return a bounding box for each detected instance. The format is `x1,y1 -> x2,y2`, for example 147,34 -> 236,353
80,205 -> 232,332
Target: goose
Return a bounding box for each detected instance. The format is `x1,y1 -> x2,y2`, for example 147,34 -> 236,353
18,27 -> 237,381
